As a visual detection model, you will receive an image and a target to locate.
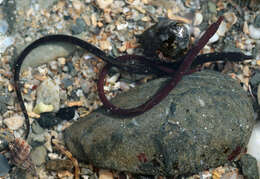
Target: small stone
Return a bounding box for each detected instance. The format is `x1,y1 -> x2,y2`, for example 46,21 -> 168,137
254,14 -> 260,28
0,36 -> 14,53
0,154 -> 10,176
0,20 -> 9,35
31,121 -> 45,135
208,2 -> 217,14
81,168 -> 94,175
239,154 -> 259,179
96,0 -> 113,10
30,146 -> 47,166
3,115 -> 24,130
72,0 -> 82,13
99,169 -> 113,179
36,78 -> 60,112
249,25 -> 260,39
71,18 -> 87,35
224,12 -> 237,26
61,78 -> 73,88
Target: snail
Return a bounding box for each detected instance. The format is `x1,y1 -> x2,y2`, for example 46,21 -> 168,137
138,17 -> 190,61
8,138 -> 37,176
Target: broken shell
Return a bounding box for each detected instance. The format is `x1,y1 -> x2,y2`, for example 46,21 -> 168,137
224,12 -> 237,26
249,25 -> 260,40
193,12 -> 203,26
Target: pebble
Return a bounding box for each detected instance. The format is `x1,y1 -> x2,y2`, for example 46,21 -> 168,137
0,36 -> 14,54
0,154 -> 10,177
0,20 -> 8,35
72,0 -> 83,13
30,146 -> 47,166
224,12 -> 237,26
31,121 -> 45,135
254,14 -> 260,28
239,154 -> 259,179
71,18 -> 87,35
96,0 -> 113,10
99,169 -> 113,179
0,95 -> 10,115
208,1 -> 217,14
36,78 -> 60,112
3,115 -> 24,130
249,25 -> 260,39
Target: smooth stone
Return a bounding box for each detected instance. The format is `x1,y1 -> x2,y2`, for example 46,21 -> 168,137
71,18 -> 87,35
64,70 -> 254,176
36,78 -> 60,112
0,20 -> 9,35
0,154 -> 10,176
31,121 -> 45,135
239,154 -> 259,179
30,146 -> 47,166
254,14 -> 260,28
20,42 -> 76,71
3,115 -> 24,130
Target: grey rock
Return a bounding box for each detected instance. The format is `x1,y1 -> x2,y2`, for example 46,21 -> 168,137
239,154 -> 259,179
31,121 -> 45,135
30,146 -> 47,166
0,154 -> 10,176
0,95 -> 9,115
0,131 -> 13,151
36,78 -> 60,112
64,70 -> 255,176
71,18 -> 87,35
208,1 -> 217,14
254,14 -> 260,28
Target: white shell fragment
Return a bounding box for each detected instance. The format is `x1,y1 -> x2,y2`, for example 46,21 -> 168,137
208,33 -> 219,44
96,0 -> 113,9
249,25 -> 260,40
4,115 -> 25,130
216,21 -> 227,36
193,12 -> 203,26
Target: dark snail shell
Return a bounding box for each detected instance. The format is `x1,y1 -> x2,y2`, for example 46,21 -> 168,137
138,17 -> 190,61
8,138 -> 36,175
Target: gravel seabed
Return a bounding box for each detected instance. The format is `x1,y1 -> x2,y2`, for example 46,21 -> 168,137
0,0 -> 259,178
